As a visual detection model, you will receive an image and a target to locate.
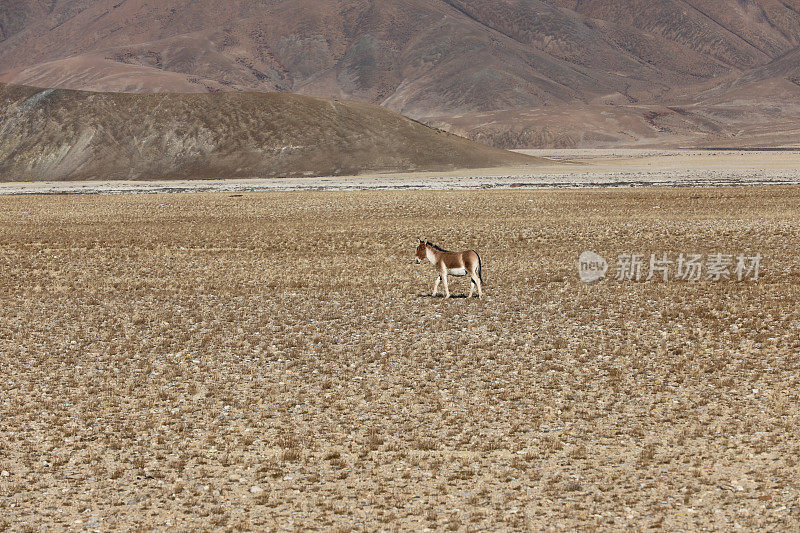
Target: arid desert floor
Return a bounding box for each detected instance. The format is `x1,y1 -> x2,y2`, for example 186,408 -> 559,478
1,150 -> 799,195
1,187 -> 799,530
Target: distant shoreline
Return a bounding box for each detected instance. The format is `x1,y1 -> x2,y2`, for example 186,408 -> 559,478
4,149 -> 800,195
3,176 -> 800,196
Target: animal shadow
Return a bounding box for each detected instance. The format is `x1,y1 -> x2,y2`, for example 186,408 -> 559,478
417,293 -> 469,299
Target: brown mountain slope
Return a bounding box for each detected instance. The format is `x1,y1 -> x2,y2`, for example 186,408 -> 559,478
0,83 -> 538,181
550,0 -> 800,65
2,1 -> 799,108
1,0 -> 799,147
693,47 -> 800,103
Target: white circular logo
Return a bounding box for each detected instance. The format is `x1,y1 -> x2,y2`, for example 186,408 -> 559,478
578,251 -> 608,283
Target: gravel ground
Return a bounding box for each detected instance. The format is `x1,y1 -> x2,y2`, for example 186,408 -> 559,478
1,187 -> 799,531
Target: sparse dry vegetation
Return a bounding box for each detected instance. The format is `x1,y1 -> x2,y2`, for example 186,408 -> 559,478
1,187 -> 799,530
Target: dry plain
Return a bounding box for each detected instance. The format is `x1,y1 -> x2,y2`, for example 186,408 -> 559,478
1,187 -> 800,531
2,150 -> 799,195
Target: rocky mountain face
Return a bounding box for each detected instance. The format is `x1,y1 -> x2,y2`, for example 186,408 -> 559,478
1,0 -> 799,148
0,83 -> 536,181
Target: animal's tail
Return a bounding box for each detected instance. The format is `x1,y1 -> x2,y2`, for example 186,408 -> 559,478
476,251 -> 483,284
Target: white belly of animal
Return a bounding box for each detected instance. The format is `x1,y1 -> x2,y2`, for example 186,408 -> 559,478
448,267 -> 467,276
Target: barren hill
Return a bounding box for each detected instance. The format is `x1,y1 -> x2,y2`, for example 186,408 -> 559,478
0,83 -> 536,181
1,0 -> 799,148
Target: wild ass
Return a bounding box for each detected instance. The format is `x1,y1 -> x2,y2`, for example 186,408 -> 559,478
414,239 -> 483,299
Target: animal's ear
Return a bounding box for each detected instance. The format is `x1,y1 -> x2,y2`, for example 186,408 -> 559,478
417,238 -> 421,243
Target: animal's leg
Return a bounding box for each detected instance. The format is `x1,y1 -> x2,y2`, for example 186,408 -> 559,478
432,275 -> 441,297
441,271 -> 450,299
469,270 -> 482,298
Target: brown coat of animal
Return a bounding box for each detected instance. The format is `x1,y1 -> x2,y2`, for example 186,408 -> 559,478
415,239 -> 483,299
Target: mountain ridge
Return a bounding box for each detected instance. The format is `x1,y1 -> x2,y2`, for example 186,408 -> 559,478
0,82 -> 538,181
1,0 -> 799,148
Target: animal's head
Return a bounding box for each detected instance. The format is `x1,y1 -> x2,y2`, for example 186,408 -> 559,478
415,238 -> 428,263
